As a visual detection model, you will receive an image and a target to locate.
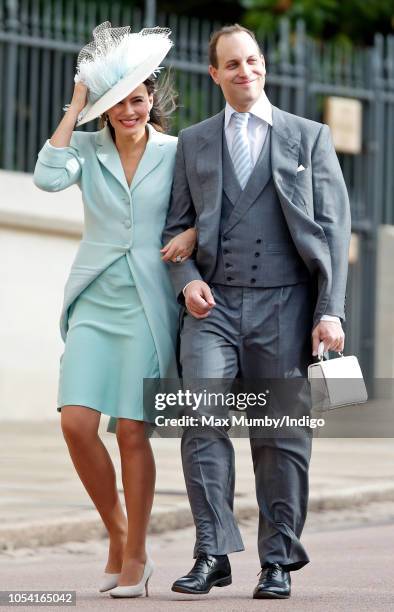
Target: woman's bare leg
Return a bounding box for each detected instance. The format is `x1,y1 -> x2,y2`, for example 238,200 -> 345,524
116,419 -> 155,585
61,405 -> 127,572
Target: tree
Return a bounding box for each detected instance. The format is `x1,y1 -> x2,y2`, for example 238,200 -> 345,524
147,1 -> 243,23
240,0 -> 394,45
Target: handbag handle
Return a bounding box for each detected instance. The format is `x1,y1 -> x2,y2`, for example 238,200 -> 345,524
317,341 -> 343,361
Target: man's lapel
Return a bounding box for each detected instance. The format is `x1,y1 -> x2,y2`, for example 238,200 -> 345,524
196,110 -> 225,216
222,131 -> 242,206
194,111 -> 225,266
270,105 -> 328,283
270,105 -> 301,204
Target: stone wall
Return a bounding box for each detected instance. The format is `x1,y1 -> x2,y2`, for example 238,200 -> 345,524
0,170 -> 82,420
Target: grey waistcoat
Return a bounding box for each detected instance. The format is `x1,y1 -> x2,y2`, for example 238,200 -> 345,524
211,126 -> 311,288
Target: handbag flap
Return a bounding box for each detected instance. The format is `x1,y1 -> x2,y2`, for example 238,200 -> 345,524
319,355 -> 363,379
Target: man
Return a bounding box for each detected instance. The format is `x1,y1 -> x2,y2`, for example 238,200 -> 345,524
163,24 -> 350,599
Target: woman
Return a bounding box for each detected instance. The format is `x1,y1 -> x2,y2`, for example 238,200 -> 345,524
33,23 -> 195,598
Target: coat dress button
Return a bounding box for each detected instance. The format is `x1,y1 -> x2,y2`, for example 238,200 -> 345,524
124,219 -> 132,229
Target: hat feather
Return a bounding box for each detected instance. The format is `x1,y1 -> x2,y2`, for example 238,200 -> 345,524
75,22 -> 172,104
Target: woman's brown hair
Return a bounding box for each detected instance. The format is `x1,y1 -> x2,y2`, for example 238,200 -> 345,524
99,71 -> 177,136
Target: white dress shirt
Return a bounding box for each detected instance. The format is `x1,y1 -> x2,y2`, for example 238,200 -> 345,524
182,92 -> 340,324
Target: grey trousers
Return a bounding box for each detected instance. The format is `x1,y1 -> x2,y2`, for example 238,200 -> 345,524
179,283 -> 314,571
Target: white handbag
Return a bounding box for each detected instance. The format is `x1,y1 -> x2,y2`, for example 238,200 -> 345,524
308,342 -> 368,412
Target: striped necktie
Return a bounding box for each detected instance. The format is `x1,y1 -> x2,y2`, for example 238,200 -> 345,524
231,112 -> 253,189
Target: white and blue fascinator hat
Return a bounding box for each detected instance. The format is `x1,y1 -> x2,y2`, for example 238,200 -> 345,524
74,21 -> 173,126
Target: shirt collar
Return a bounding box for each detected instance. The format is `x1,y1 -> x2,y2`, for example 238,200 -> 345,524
224,90 -> 273,128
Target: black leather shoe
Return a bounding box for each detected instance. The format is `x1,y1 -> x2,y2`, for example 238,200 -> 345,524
253,562 -> 291,599
171,554 -> 232,594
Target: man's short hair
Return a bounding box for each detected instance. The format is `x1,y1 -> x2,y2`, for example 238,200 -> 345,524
209,24 -> 262,68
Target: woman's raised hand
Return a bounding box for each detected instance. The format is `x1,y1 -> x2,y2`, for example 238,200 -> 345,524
69,82 -> 89,114
161,227 -> 197,263
49,82 -> 88,148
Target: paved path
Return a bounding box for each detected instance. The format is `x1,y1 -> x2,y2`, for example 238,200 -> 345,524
1,420 -> 394,548
1,508 -> 393,611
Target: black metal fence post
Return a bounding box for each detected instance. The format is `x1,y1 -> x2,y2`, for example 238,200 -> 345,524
144,0 -> 156,28
3,0 -> 19,170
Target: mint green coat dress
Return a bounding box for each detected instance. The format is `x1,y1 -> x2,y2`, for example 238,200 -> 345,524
33,124 -> 179,430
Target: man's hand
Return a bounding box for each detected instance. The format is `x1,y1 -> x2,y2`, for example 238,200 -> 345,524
184,280 -> 215,319
312,320 -> 345,356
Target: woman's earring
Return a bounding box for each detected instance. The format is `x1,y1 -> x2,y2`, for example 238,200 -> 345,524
103,113 -> 108,126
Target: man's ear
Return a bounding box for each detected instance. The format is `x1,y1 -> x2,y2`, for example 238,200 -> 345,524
261,54 -> 266,75
208,64 -> 220,85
